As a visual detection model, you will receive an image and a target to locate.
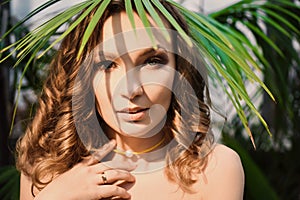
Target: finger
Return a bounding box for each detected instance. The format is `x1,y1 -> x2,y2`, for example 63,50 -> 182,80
88,140 -> 116,165
96,185 -> 131,199
97,170 -> 135,185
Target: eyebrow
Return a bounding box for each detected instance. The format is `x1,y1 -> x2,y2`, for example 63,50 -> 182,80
98,45 -> 168,60
138,45 -> 168,57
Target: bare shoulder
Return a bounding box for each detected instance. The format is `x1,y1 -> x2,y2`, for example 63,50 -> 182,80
210,143 -> 242,165
205,143 -> 244,181
20,172 -> 50,200
20,173 -> 34,200
197,143 -> 245,200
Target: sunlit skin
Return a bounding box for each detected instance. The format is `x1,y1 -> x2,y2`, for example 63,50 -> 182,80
93,11 -> 175,153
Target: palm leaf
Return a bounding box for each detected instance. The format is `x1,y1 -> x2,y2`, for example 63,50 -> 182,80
183,14 -> 274,137
1,0 -> 92,63
251,12 -> 291,38
1,0 -> 299,142
125,0 -> 136,29
244,21 -> 283,56
142,0 -> 171,42
190,29 -> 262,144
203,16 -> 270,70
0,0 -> 60,40
264,3 -> 300,22
152,0 -> 192,46
134,0 -> 157,47
78,0 -> 110,57
259,7 -> 300,34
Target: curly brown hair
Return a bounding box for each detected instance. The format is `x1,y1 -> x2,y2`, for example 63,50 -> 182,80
16,0 -> 213,195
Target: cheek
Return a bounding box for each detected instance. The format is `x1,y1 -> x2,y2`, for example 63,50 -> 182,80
140,66 -> 175,110
144,85 -> 173,110
93,73 -> 112,114
93,75 -> 120,131
140,65 -> 175,89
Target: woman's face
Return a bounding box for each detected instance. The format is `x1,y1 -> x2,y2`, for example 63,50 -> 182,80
92,11 -> 175,138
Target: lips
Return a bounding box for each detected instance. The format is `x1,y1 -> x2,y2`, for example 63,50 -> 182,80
117,107 -> 149,121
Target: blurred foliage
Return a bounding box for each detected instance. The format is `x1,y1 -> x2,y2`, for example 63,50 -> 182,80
0,1 -> 56,199
219,1 -> 300,199
215,0 -> 300,199
0,166 -> 20,200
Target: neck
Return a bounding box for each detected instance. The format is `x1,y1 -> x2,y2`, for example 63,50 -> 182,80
101,126 -> 175,173
116,132 -> 165,153
104,125 -> 169,153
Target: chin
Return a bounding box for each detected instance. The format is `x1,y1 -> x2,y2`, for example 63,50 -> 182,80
118,117 -> 167,138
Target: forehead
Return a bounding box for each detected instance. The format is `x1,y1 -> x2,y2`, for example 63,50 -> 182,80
99,11 -> 173,56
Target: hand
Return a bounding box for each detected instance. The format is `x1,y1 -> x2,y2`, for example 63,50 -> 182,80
34,140 -> 136,200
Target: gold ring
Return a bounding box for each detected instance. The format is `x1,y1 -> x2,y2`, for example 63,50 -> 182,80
101,172 -> 108,184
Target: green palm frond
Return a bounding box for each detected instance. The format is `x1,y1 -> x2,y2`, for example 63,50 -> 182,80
79,0 -> 110,58
207,0 -> 299,138
142,0 -> 171,42
134,0 -> 157,47
1,0 -> 299,144
125,0 -> 136,29
152,0 -> 192,46
1,0 -> 60,40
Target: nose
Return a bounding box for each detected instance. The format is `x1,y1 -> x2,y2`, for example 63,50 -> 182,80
120,68 -> 143,100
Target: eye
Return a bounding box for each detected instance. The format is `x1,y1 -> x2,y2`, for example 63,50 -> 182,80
147,57 -> 162,65
94,60 -> 117,72
144,55 -> 169,69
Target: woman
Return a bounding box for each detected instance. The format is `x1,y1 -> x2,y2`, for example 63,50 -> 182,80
17,1 -> 244,199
